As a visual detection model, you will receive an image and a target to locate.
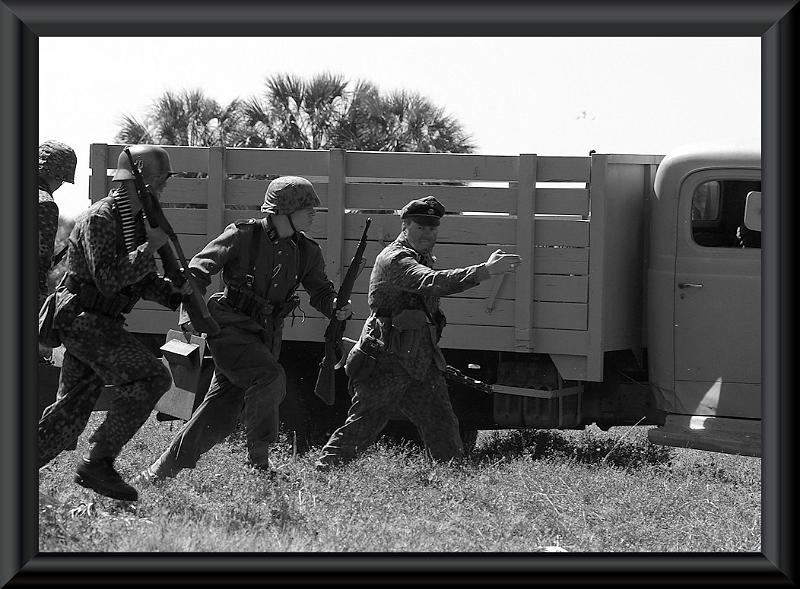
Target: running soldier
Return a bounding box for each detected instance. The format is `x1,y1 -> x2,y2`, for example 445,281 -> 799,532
38,140 -> 77,362
38,145 -> 191,501
315,196 -> 520,470
139,176 -> 351,482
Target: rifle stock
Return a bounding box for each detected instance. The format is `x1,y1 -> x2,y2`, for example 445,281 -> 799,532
123,147 -> 220,336
313,218 -> 372,405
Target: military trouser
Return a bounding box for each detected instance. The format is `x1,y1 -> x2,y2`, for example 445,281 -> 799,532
317,358 -> 463,466
150,316 -> 286,477
38,312 -> 173,467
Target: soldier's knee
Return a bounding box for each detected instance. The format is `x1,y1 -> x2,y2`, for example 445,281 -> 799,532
251,364 -> 286,392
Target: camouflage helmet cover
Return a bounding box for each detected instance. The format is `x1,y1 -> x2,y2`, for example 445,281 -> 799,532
38,140 -> 77,184
112,145 -> 174,182
261,176 -> 321,215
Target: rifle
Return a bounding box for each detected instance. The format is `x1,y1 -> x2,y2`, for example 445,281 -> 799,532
445,365 -> 494,395
313,218 -> 372,405
123,147 -> 220,336
51,244 -> 68,267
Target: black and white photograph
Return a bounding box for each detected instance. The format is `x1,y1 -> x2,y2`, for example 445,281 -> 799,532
3,2 -> 797,585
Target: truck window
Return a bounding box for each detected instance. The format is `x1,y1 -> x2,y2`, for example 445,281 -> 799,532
691,179 -> 761,249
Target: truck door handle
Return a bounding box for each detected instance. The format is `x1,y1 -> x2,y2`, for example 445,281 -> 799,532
678,282 -> 703,289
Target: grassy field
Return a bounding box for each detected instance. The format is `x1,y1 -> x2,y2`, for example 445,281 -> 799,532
38,413 -> 761,553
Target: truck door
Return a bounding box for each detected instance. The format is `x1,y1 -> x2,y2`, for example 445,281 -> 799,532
673,172 -> 761,419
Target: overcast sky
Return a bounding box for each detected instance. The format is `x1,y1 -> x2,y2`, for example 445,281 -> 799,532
39,37 -> 760,218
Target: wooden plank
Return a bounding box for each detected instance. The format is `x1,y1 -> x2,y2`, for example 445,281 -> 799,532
326,149 -> 346,285
337,241 -> 589,276
164,209 -> 207,235
305,212 -> 588,247
585,154 -> 607,382
346,183 -> 511,213
224,147 -> 330,176
106,144 -> 210,173
537,157 -> 590,182
302,269 -> 586,304
341,184 -> 588,216
159,177 -> 210,204
346,151 -> 519,182
515,154 -> 537,350
440,325 -> 589,354
89,144 -> 109,202
139,291 -> 586,330
533,247 -> 589,275
302,294 -> 588,329
605,154 -> 664,165
536,188 -> 589,216
125,307 -> 589,355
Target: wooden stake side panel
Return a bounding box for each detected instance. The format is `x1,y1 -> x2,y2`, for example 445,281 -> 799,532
92,144 -> 621,362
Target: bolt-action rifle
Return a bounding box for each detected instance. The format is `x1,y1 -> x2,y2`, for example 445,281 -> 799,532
123,146 -> 220,336
313,218 -> 372,405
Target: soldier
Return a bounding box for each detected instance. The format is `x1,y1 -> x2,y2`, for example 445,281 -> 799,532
38,142 -> 76,302
139,176 -> 351,483
314,196 -> 520,470
38,140 -> 77,362
38,145 -> 191,501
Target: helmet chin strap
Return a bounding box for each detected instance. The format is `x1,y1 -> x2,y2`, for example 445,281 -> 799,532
287,211 -> 299,235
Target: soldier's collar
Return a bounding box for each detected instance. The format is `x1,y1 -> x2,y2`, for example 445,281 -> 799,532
264,215 -> 298,243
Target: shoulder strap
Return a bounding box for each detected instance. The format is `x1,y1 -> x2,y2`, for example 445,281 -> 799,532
244,220 -> 262,289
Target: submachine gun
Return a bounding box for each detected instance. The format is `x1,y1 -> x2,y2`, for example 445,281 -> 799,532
123,146 -> 220,336
313,218 -> 372,405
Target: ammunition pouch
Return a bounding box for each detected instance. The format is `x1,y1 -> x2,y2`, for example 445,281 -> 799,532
65,275 -> 137,319
224,285 -> 300,326
345,335 -> 384,383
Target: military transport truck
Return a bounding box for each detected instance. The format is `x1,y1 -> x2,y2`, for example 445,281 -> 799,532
54,142 -> 760,456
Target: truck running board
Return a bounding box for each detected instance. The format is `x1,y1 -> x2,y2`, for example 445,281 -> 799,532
647,414 -> 761,457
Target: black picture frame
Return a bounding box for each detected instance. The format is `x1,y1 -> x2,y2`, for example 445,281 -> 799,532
2,1 -> 796,585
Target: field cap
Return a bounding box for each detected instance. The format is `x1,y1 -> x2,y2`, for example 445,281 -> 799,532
400,196 -> 445,226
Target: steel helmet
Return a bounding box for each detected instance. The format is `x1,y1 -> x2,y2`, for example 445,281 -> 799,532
261,176 -> 321,215
38,140 -> 77,184
112,145 -> 174,182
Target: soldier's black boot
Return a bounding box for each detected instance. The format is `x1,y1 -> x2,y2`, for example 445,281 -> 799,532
74,457 -> 138,501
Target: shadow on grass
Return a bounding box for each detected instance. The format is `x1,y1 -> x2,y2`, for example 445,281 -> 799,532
471,428 -> 673,469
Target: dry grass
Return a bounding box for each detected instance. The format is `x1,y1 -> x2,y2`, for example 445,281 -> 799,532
38,414 -> 761,553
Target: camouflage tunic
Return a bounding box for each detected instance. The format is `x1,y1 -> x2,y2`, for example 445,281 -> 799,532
363,234 -> 489,379
152,217 -> 338,472
317,234 -> 490,466
38,182 -> 59,308
38,188 -> 182,466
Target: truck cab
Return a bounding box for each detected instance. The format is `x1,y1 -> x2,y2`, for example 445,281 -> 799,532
646,144 -> 761,456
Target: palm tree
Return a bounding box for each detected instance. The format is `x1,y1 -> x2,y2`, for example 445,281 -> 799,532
116,76 -> 475,154
244,73 -> 475,153
116,89 -> 245,147
368,90 -> 474,153
241,73 -> 350,150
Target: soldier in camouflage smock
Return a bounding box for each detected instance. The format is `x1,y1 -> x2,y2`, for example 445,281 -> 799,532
38,145 -> 190,502
140,176 -> 351,483
38,140 -> 76,308
315,196 -> 521,469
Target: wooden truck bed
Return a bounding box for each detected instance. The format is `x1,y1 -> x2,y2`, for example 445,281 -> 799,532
89,145 -> 662,382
